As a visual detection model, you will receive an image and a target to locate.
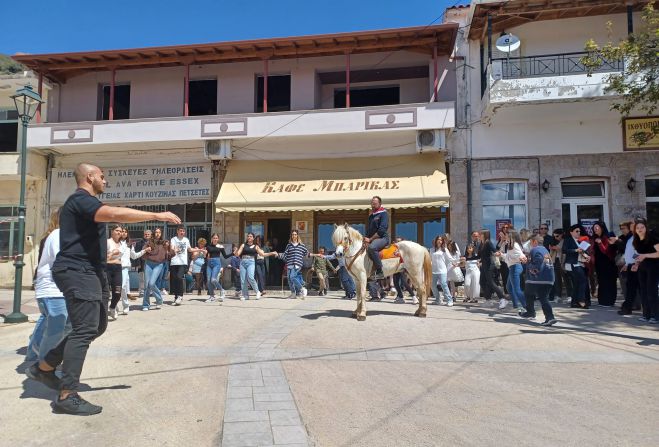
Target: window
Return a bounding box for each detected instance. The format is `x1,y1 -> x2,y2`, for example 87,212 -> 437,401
0,109 -> 18,152
334,86 -> 400,108
100,84 -> 131,120
481,182 -> 527,235
646,178 -> 659,230
189,79 -> 217,116
0,206 -> 19,258
560,180 -> 609,231
314,210 -> 368,252
392,207 -> 448,249
256,75 -> 291,112
561,181 -> 605,198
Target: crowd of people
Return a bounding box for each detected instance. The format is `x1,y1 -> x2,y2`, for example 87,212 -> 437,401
22,165 -> 659,415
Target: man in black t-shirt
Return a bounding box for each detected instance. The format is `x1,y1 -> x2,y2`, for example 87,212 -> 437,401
26,163 -> 180,416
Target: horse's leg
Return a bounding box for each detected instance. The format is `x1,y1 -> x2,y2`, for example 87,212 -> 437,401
356,271 -> 368,321
352,278 -> 361,318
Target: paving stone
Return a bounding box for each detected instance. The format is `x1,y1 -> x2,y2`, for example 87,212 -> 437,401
229,369 -> 263,380
263,376 -> 288,386
253,392 -> 294,402
254,400 -> 297,411
268,409 -> 302,426
272,426 -> 308,445
223,410 -> 269,423
252,385 -> 291,394
222,432 -> 274,447
228,378 -> 264,387
227,386 -> 253,399
223,421 -> 271,435
225,398 -> 254,411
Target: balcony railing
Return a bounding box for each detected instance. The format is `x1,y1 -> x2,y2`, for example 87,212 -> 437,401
492,51 -> 624,80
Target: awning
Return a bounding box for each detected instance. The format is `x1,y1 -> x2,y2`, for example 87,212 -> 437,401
215,154 -> 448,212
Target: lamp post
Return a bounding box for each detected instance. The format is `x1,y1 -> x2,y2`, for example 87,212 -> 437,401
5,84 -> 44,324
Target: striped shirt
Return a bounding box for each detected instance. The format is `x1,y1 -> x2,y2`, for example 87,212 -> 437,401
278,242 -> 309,269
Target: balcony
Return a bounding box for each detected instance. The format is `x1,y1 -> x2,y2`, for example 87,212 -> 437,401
25,101 -> 455,159
483,51 -> 624,113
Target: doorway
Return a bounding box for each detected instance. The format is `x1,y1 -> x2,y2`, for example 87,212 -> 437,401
267,218 -> 291,286
560,180 -> 609,233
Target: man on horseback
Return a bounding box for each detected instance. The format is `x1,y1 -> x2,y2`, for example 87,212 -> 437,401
364,196 -> 389,280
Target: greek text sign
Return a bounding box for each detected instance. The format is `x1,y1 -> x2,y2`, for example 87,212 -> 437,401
49,164 -> 212,205
623,116 -> 659,151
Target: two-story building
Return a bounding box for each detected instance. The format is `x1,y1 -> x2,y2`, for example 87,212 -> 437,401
445,0 -> 658,248
11,25 -> 458,286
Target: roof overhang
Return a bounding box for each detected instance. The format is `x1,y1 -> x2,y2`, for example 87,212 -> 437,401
468,0 -> 650,40
13,24 -> 458,83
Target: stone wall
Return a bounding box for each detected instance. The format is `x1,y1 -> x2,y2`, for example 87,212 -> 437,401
292,211 -> 314,247
449,151 -> 659,250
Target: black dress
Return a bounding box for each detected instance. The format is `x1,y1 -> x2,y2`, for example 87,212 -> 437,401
593,239 -> 618,306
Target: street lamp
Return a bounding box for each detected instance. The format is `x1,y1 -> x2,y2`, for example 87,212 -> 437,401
5,84 -> 44,324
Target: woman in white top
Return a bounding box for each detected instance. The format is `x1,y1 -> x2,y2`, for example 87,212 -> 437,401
106,224 -> 124,320
119,227 -> 148,315
430,235 -> 453,306
444,233 -> 462,298
498,230 -> 527,310
26,209 -> 71,366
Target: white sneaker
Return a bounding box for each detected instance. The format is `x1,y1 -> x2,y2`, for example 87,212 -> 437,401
498,298 -> 509,310
301,287 -> 308,297
121,305 -> 130,315
161,289 -> 168,296
142,307 -> 149,311
255,292 -> 261,300
412,295 -> 419,305
107,309 -> 115,321
155,304 -> 162,309
174,296 -> 182,305
219,291 -> 225,302
447,301 -> 454,307
205,296 -> 217,303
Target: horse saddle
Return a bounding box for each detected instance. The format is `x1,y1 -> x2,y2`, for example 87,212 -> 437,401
379,244 -> 403,263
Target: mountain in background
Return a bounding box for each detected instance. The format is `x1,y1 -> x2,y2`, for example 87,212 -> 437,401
0,54 -> 26,75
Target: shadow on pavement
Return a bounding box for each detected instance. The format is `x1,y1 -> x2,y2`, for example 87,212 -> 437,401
301,308 -> 411,320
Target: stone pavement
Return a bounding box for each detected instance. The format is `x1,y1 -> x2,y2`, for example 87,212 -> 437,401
1,288 -> 658,446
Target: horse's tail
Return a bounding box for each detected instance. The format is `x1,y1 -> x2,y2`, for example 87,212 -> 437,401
423,249 -> 432,296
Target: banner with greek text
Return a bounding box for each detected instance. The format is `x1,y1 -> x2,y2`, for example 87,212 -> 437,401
49,163 -> 212,206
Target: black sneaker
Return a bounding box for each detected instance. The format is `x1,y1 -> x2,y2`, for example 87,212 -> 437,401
25,363 -> 61,390
541,319 -> 558,327
53,393 -> 102,416
617,309 -> 631,315
517,309 -> 535,319
372,269 -> 385,280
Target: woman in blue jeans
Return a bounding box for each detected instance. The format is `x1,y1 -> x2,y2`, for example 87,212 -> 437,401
500,230 -> 527,310
141,228 -> 168,311
278,230 -> 310,299
235,232 -> 278,301
205,233 -> 232,302
26,211 -> 71,366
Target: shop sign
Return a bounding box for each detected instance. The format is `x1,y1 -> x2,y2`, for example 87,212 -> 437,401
49,163 -> 211,205
260,179 -> 401,194
623,116 -> 659,151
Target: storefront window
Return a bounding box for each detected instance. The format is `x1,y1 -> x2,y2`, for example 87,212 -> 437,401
646,178 -> 659,230
392,207 -> 448,248
395,221 -> 417,242
0,206 -> 18,258
481,182 -> 527,235
423,218 -> 446,248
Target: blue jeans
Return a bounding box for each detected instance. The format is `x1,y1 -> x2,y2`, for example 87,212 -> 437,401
240,258 -> 259,298
207,257 -> 224,296
287,266 -> 305,295
144,261 -> 164,307
524,283 -> 555,320
157,262 -> 169,290
507,263 -> 526,308
338,266 -> 355,296
432,272 -> 452,303
26,297 -> 71,363
568,265 -> 587,306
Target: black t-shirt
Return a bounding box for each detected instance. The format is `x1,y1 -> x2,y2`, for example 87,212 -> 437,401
634,233 -> 659,266
242,244 -> 257,257
54,188 -> 105,270
207,245 -> 229,258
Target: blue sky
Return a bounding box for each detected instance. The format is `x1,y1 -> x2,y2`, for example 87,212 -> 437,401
2,0 -> 460,55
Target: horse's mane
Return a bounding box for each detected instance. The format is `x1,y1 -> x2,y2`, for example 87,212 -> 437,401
332,224 -> 363,246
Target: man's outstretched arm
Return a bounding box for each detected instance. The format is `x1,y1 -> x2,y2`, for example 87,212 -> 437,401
95,205 -> 181,224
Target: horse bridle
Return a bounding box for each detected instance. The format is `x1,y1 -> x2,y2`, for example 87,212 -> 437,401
339,227 -> 367,276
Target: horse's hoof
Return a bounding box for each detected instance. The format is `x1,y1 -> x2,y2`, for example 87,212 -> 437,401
414,310 -> 420,316
416,313 -> 427,318
352,312 -> 357,319
357,315 -> 366,321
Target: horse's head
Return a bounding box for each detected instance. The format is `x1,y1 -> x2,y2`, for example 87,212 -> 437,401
332,223 -> 361,256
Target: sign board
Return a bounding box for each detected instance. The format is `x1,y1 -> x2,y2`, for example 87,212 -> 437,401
49,163 -> 212,206
623,116 -> 659,151
495,219 -> 512,241
580,218 -> 598,237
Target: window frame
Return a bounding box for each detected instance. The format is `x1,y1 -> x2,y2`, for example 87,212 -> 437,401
645,176 -> 659,230
391,207 -> 449,249
255,73 -> 291,113
98,83 -> 131,121
0,205 -> 19,259
481,181 -> 528,232
188,78 -> 218,117
560,178 -> 610,229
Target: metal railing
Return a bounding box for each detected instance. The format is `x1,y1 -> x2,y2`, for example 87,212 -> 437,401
492,51 -> 624,80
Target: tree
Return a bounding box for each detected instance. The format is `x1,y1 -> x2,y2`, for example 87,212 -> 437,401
0,54 -> 25,75
582,1 -> 658,146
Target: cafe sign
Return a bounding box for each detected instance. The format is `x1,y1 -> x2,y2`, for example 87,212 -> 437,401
49,163 -> 212,205
623,116 -> 659,151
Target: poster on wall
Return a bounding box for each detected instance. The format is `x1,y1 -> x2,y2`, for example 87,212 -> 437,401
49,163 -> 212,206
580,218 -> 598,237
495,219 -> 512,241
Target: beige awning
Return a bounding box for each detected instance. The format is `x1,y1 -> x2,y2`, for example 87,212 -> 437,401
215,153 -> 448,212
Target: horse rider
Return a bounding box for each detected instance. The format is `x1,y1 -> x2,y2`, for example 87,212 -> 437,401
364,195 -> 389,280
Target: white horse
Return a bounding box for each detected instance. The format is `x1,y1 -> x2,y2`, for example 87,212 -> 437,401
332,223 -> 432,321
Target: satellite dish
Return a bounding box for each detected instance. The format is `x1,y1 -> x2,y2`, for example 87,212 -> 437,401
496,33 -> 521,53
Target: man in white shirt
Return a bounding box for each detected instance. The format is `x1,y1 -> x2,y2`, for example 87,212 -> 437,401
170,227 -> 204,305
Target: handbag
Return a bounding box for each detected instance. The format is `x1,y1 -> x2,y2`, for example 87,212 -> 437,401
448,265 -> 464,283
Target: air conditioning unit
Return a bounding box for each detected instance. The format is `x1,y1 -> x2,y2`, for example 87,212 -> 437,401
416,129 -> 446,153
204,140 -> 232,160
